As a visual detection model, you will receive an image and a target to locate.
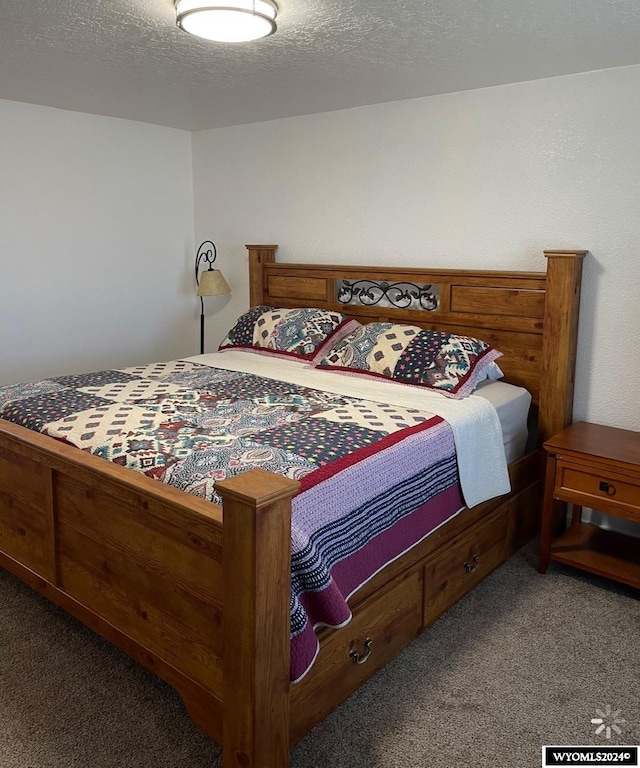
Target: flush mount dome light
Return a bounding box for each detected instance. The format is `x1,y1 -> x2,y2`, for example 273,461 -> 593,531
175,0 -> 278,43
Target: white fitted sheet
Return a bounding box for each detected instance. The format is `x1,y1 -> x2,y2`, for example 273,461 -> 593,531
473,379 -> 532,463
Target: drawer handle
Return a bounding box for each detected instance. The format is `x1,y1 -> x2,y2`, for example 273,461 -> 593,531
349,637 -> 373,665
599,481 -> 616,496
464,554 -> 480,573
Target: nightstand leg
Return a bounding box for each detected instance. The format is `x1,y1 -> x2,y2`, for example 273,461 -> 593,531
538,452 -> 557,573
571,504 -> 583,525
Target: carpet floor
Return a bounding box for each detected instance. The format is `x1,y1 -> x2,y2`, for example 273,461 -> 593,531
1,541 -> 638,768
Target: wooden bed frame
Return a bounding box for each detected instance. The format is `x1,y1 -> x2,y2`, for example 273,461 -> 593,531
0,245 -> 585,768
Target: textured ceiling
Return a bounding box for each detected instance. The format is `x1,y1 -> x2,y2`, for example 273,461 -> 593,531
2,0 -> 640,131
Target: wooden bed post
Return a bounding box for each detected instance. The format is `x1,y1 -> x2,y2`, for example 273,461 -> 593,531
246,245 -> 278,307
215,468 -> 300,768
538,250 -> 587,442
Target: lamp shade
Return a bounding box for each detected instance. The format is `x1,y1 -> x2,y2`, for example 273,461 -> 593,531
175,0 -> 278,43
197,269 -> 231,296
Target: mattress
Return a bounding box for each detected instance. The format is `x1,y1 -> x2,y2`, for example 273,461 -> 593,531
474,378 -> 532,463
190,350 -> 531,466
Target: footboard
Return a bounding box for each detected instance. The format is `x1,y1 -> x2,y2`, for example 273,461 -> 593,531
0,419 -> 299,768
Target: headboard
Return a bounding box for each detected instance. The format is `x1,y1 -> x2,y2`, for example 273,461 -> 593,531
246,245 -> 586,444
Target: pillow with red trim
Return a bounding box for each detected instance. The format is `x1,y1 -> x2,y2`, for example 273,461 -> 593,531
218,306 -> 361,363
315,322 -> 503,398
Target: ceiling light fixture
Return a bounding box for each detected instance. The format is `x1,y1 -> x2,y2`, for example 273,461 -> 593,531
175,0 -> 278,43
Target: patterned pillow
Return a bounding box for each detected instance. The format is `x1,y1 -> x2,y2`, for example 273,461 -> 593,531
218,306 -> 361,362
315,322 -> 503,398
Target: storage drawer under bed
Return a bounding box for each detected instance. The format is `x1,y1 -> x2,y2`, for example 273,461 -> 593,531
289,566 -> 423,741
423,505 -> 509,628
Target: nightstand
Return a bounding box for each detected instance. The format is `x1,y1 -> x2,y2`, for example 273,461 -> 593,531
539,422 -> 640,588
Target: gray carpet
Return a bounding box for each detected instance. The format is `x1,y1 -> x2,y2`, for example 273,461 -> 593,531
1,542 -> 638,768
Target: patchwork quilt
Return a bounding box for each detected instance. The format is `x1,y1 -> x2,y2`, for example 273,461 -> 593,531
0,359 -> 464,682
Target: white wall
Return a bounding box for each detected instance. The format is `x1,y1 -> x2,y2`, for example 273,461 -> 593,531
0,100 -> 195,385
192,64 -> 640,432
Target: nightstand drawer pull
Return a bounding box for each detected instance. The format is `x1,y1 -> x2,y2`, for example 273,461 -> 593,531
349,638 -> 373,665
599,481 -> 616,496
464,554 -> 480,573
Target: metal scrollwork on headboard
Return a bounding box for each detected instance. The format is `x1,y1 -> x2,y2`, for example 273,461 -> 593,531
337,279 -> 440,311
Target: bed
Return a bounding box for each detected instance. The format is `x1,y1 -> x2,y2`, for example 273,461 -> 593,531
0,245 -> 585,768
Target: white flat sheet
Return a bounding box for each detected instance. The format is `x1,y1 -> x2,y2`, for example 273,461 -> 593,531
184,350 -> 513,509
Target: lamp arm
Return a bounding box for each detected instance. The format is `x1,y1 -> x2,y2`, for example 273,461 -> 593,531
195,240 -> 218,286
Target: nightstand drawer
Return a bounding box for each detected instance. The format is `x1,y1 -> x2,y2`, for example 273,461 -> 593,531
555,460 -> 640,520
